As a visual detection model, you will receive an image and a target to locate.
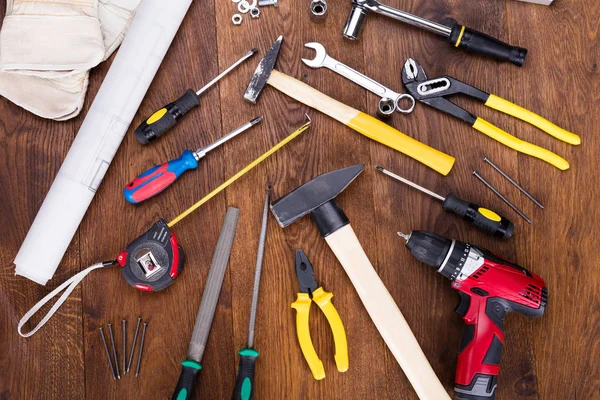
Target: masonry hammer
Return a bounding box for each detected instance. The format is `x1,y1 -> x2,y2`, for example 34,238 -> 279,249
244,36 -> 455,176
270,164 -> 450,400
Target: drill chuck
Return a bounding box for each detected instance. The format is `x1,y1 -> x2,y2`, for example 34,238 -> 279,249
399,230 -> 470,280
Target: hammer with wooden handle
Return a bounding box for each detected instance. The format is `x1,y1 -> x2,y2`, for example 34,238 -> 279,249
244,35 -> 455,176
270,164 -> 451,400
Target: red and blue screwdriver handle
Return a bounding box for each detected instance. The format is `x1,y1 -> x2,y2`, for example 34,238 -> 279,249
124,150 -> 198,204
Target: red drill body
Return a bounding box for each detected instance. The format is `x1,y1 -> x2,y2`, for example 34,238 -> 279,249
399,230 -> 547,400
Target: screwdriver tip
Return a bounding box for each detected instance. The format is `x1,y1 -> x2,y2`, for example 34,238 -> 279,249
251,116 -> 263,125
397,232 -> 410,242
374,165 -> 384,172
250,47 -> 258,54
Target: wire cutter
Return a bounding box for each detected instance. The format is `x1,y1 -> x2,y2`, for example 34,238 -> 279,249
401,58 -> 581,170
291,249 -> 348,380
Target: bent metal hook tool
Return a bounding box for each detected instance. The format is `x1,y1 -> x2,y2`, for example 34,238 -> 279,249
302,42 -> 415,117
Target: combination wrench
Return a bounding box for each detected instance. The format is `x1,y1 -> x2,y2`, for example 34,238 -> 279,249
302,42 -> 415,117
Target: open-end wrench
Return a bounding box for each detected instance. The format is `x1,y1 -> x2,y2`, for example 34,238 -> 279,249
302,42 -> 415,117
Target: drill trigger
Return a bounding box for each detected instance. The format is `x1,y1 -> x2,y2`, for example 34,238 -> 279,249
454,291 -> 471,317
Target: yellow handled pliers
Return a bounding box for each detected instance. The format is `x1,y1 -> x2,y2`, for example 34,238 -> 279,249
291,249 -> 348,380
402,58 -> 581,170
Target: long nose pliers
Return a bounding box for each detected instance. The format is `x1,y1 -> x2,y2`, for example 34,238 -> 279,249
402,58 -> 581,170
291,250 -> 348,380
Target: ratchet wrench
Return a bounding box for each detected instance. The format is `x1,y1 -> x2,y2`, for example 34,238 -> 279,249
302,42 -> 414,117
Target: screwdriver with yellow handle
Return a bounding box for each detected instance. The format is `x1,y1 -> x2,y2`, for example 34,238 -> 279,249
376,166 -> 514,239
134,48 -> 257,144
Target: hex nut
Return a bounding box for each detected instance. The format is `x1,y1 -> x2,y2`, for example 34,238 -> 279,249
250,7 -> 260,18
310,0 -> 327,23
232,14 -> 243,25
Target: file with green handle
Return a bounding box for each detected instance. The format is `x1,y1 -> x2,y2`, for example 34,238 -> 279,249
172,207 -> 239,400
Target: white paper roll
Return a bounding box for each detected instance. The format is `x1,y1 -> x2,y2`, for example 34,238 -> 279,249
14,0 -> 194,285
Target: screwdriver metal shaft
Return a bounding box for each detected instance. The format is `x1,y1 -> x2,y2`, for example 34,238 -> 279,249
196,48 -> 258,96
195,116 -> 263,158
473,170 -> 532,224
375,166 -> 445,201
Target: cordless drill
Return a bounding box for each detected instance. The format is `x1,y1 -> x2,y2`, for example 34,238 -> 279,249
398,230 -> 547,400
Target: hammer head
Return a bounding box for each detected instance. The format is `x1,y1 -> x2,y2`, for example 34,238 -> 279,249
244,35 -> 283,104
271,164 -> 364,235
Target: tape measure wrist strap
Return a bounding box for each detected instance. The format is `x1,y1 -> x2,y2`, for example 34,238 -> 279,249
18,261 -> 115,338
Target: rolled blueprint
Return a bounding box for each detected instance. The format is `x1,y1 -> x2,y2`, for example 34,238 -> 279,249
14,0 -> 194,285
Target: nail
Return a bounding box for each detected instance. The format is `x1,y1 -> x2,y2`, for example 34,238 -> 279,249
108,323 -> 121,379
483,157 -> 544,209
99,327 -> 117,380
135,322 -> 148,377
122,319 -> 127,375
127,317 -> 141,373
473,170 -> 532,224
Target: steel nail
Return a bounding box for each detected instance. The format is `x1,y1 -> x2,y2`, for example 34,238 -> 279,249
122,320 -> 127,375
483,157 -> 544,209
99,327 -> 117,380
127,317 -> 141,373
473,170 -> 532,224
135,322 -> 148,377
108,323 -> 121,379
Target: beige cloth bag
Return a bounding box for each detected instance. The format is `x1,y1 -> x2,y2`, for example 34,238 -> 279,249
0,0 -> 142,120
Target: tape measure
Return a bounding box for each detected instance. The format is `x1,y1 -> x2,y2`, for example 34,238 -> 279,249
117,219 -> 184,291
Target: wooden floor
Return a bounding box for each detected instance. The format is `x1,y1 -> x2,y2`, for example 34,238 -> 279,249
1,0 -> 599,399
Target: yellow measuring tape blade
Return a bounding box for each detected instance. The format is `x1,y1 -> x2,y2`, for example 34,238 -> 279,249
168,119 -> 311,227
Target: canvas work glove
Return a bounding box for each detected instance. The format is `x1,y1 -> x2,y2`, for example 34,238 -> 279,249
0,0 -> 141,120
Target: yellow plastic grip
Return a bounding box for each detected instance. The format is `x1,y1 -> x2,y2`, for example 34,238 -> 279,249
311,287 -> 349,373
347,112 -> 455,176
485,94 -> 581,145
472,118 -> 570,170
291,293 -> 325,380
147,108 -> 167,124
478,208 -> 502,222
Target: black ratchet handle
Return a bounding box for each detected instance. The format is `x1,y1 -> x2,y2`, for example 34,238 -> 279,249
448,20 -> 527,66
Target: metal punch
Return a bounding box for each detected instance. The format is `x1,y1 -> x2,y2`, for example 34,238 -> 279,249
302,42 -> 415,117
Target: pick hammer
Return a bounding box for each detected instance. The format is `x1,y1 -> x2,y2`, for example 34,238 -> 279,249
270,164 -> 450,400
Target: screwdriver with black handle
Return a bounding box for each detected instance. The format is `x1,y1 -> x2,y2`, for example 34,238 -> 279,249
232,190 -> 270,400
376,166 -> 514,239
125,116 -> 262,204
134,48 -> 257,144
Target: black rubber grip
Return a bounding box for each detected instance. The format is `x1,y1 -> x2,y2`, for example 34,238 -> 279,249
231,350 -> 259,400
135,89 -> 200,144
442,193 -> 514,239
448,20 -> 527,66
171,361 -> 201,400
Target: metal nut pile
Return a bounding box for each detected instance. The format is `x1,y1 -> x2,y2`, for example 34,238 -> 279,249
232,0 -> 278,25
